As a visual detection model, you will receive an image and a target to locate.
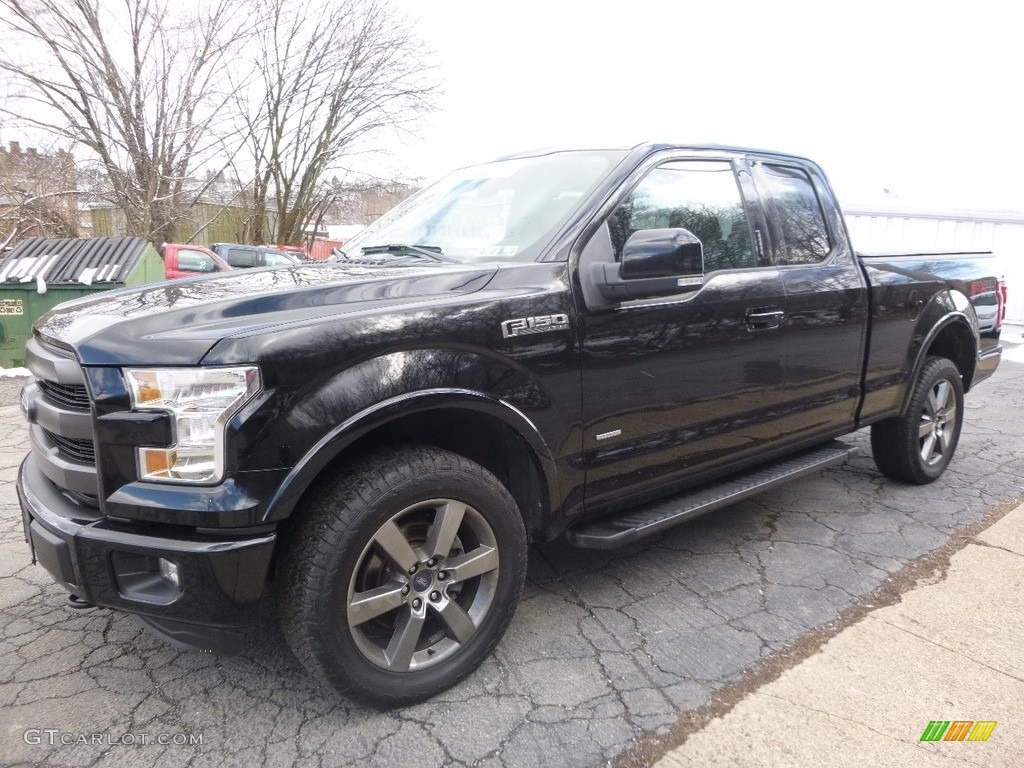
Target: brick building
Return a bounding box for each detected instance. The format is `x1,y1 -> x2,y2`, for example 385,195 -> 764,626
0,140 -> 78,248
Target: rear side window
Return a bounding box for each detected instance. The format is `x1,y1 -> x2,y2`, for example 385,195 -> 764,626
760,165 -> 831,265
227,248 -> 257,267
261,252 -> 295,267
973,291 -> 997,306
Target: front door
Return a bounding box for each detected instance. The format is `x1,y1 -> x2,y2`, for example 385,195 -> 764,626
575,155 -> 790,513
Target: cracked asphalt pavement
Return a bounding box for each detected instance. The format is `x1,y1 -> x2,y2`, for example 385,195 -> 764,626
1,349 -> 1022,767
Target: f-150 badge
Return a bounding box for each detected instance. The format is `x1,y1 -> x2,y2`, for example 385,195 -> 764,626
501,313 -> 570,339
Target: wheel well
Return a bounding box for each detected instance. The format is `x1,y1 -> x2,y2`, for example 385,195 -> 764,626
317,409 -> 550,540
926,320 -> 976,391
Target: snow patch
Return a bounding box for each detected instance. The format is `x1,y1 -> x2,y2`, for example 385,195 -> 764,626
0,367 -> 30,378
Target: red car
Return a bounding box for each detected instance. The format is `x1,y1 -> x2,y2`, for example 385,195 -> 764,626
997,276 -> 1008,334
161,243 -> 232,280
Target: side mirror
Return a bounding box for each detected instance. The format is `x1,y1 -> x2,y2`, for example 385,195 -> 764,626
593,228 -> 705,301
621,228 -> 704,282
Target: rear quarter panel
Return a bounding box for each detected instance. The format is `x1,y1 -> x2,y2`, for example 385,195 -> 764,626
858,251 -> 1000,421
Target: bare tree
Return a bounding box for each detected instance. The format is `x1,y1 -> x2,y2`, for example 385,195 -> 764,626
0,138 -> 78,246
236,0 -> 435,246
0,187 -> 79,246
0,0 -> 249,243
316,176 -> 419,226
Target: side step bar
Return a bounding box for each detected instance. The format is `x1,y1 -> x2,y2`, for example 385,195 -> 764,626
567,440 -> 857,549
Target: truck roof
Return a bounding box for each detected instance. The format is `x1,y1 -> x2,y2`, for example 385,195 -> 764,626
490,142 -> 817,166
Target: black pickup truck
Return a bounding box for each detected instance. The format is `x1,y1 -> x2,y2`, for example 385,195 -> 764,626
16,144 -> 1002,706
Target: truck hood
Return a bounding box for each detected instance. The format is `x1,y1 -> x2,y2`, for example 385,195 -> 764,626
35,262 -> 498,366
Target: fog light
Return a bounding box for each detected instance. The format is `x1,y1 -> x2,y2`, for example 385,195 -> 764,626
159,558 -> 180,589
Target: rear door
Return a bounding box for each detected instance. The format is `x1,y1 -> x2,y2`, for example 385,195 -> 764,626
750,157 -> 869,439
576,153 -> 791,511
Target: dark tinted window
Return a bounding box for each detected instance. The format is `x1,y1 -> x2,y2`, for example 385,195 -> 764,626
761,165 -> 831,265
973,291 -> 997,306
226,248 -> 257,268
608,160 -> 755,272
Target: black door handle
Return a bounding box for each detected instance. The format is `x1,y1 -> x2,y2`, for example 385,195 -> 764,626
746,308 -> 784,330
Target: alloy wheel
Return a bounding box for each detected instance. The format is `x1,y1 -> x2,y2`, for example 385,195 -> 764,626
346,498 -> 500,672
918,379 -> 957,466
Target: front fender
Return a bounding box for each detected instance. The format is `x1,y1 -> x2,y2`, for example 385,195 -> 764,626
259,348 -> 559,523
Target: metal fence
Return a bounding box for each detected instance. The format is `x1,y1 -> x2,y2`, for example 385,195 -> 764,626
845,207 -> 1024,322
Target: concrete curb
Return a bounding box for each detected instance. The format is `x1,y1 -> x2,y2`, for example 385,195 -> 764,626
655,503 -> 1024,767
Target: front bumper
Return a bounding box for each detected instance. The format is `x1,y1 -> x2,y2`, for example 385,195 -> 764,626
16,454 -> 276,655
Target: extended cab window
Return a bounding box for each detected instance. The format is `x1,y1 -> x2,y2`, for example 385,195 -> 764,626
760,165 -> 831,265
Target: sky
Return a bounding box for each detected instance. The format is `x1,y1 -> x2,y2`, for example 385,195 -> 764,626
378,0 -> 1020,213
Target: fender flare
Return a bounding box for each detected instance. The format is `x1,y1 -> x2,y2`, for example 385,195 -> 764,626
261,387 -> 559,523
900,309 -> 976,415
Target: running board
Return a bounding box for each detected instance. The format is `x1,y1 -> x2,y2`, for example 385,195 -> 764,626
566,440 -> 857,549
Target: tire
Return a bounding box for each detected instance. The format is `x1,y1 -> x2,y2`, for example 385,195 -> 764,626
870,356 -> 964,484
277,445 -> 527,707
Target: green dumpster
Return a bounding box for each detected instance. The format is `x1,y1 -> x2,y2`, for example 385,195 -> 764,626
0,237 -> 164,368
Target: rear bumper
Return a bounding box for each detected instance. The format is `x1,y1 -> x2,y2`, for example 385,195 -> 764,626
16,454 -> 276,655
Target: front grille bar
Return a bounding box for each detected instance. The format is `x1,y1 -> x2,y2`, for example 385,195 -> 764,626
25,337 -> 85,385
23,335 -> 99,498
38,379 -> 90,409
29,425 -> 100,496
42,429 -> 96,463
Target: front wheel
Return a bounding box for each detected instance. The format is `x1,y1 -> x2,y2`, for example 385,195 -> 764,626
278,446 -> 527,707
870,356 -> 965,484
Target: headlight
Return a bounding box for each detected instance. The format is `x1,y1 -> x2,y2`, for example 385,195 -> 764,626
125,367 -> 261,484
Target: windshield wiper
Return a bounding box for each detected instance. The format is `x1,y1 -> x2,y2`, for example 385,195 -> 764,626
360,243 -> 457,263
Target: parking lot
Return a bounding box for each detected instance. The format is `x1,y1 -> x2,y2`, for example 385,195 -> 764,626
1,345 -> 1022,768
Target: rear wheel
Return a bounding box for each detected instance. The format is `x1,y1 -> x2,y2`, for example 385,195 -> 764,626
278,446 -> 527,707
870,356 -> 964,484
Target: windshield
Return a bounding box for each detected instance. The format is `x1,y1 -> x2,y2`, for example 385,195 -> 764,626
342,150 -> 626,263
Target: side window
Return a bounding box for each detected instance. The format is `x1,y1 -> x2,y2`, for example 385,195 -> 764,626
608,160 -> 755,273
261,252 -> 294,266
177,249 -> 217,273
760,165 -> 831,265
227,248 -> 257,268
